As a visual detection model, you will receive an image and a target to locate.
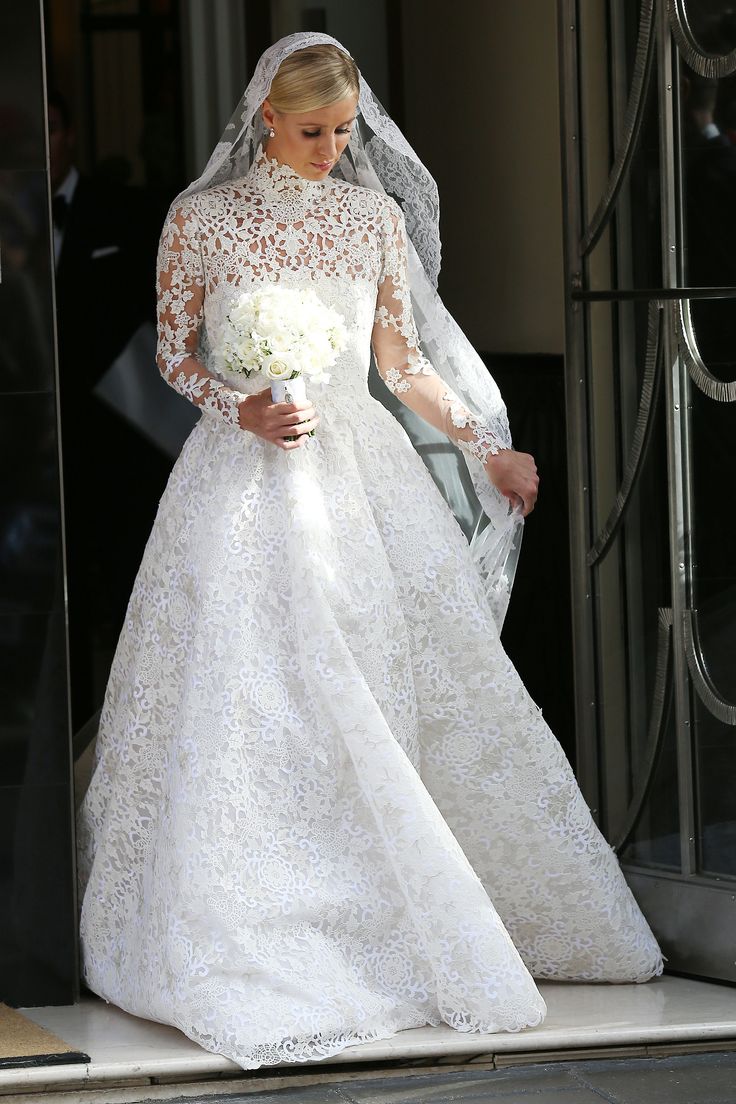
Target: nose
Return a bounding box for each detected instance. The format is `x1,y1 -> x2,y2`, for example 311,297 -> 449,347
317,133 -> 338,162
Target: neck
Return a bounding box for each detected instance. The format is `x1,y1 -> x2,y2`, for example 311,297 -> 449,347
259,142 -> 335,184
249,147 -> 331,204
253,146 -> 332,190
261,144 -> 293,170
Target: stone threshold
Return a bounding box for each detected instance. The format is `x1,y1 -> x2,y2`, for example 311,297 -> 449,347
1,975 -> 735,1101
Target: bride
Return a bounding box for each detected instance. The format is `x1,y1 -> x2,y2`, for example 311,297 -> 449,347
76,32 -> 663,1070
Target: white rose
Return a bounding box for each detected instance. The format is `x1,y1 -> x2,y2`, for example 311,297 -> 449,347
262,353 -> 299,380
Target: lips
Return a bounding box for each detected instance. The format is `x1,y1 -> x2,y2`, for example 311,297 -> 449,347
312,161 -> 332,171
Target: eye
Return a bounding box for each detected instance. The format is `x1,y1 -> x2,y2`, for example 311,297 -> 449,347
302,128 -> 353,138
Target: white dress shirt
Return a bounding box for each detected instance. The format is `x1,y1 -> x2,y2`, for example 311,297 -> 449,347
53,165 -> 79,267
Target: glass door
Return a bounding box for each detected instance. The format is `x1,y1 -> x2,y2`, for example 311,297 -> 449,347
559,0 -> 736,981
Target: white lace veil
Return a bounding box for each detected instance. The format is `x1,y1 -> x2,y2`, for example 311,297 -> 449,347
175,30 -> 523,628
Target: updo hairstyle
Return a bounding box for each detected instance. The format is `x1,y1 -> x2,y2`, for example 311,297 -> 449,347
267,44 -> 360,114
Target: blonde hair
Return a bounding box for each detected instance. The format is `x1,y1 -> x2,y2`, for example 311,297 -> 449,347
267,44 -> 359,114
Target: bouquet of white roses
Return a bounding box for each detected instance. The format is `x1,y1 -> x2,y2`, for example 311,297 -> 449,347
221,286 -> 347,440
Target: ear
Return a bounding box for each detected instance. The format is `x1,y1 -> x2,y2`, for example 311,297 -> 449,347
262,99 -> 277,129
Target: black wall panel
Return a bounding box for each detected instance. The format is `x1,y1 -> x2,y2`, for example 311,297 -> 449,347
0,1 -> 77,1006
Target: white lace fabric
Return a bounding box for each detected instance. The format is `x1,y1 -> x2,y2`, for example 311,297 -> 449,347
155,154 -> 505,464
77,152 -> 663,1073
163,30 -> 523,627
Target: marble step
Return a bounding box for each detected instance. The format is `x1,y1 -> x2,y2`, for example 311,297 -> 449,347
2,976 -> 736,1101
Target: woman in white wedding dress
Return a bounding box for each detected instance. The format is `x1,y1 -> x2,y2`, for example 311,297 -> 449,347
75,33 -> 663,1071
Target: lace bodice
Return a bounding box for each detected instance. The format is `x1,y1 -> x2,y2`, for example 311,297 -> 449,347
155,153 -> 504,463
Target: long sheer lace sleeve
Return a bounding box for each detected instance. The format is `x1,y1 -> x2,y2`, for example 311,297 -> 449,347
155,203 -> 245,426
371,199 -> 506,464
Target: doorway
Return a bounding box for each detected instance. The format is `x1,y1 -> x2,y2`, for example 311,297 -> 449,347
559,0 -> 736,982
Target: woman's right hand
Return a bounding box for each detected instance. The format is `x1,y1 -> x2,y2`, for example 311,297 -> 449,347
238,386 -> 320,449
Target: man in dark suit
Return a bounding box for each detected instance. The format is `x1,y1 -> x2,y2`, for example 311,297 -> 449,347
49,91 -> 170,734
49,92 -> 152,375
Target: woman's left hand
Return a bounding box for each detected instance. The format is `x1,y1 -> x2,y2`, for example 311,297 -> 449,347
483,448 -> 539,517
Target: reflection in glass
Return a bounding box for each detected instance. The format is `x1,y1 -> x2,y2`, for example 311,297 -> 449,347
86,0 -> 140,13
671,0 -> 736,73
581,0 -> 662,291
0,0 -> 80,1004
0,4 -> 46,172
584,291 -> 678,868
611,306 -> 678,872
680,11 -> 736,370
697,705 -> 736,877
0,172 -> 55,394
621,341 -> 678,869
689,379 -> 736,878
677,7 -> 736,881
625,705 -> 680,871
0,396 -> 62,615
691,378 -> 736,641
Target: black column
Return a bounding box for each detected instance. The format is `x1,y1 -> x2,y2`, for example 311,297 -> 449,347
0,1 -> 78,1006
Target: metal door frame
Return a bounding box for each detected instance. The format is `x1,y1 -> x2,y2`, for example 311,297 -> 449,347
558,0 -> 736,981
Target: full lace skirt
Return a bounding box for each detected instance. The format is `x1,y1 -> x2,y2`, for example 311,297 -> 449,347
76,393 -> 662,1070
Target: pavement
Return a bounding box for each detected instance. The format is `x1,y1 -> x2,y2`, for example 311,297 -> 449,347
162,1050 -> 736,1103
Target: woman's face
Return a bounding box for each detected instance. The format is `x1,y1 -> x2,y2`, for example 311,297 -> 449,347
261,94 -> 358,180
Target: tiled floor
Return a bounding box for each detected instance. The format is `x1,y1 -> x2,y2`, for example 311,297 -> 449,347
2,976 -> 736,1101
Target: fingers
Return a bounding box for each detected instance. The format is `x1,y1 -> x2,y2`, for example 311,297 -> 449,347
266,399 -> 319,449
294,415 -> 320,435
268,399 -> 313,417
278,414 -> 319,438
269,401 -> 317,428
492,451 -> 538,516
272,415 -> 320,449
275,435 -> 314,451
520,475 -> 539,517
507,493 -> 532,518
282,407 -> 317,426
514,452 -> 538,517
240,391 -> 321,447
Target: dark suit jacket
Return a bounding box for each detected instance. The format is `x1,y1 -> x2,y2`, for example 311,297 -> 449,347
55,175 -> 156,388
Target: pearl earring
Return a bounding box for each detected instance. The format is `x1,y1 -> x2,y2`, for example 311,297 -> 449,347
268,126 -> 275,138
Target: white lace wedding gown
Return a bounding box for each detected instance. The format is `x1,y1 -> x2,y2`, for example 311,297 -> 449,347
76,153 -> 662,1070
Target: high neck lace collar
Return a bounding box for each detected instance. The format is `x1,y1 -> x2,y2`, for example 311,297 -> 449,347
248,151 -> 332,203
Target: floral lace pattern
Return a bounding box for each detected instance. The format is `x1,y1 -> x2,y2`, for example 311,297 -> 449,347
77,154 -> 663,1073
165,29 -> 524,620
155,154 -> 505,463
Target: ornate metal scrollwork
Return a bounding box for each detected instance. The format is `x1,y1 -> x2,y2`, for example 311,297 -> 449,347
587,300 -> 664,566
613,607 -> 673,854
581,0 -> 656,257
676,299 -> 736,402
667,0 -> 736,78
683,609 -> 736,725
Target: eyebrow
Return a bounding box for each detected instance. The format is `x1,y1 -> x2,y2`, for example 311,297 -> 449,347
299,117 -> 356,127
